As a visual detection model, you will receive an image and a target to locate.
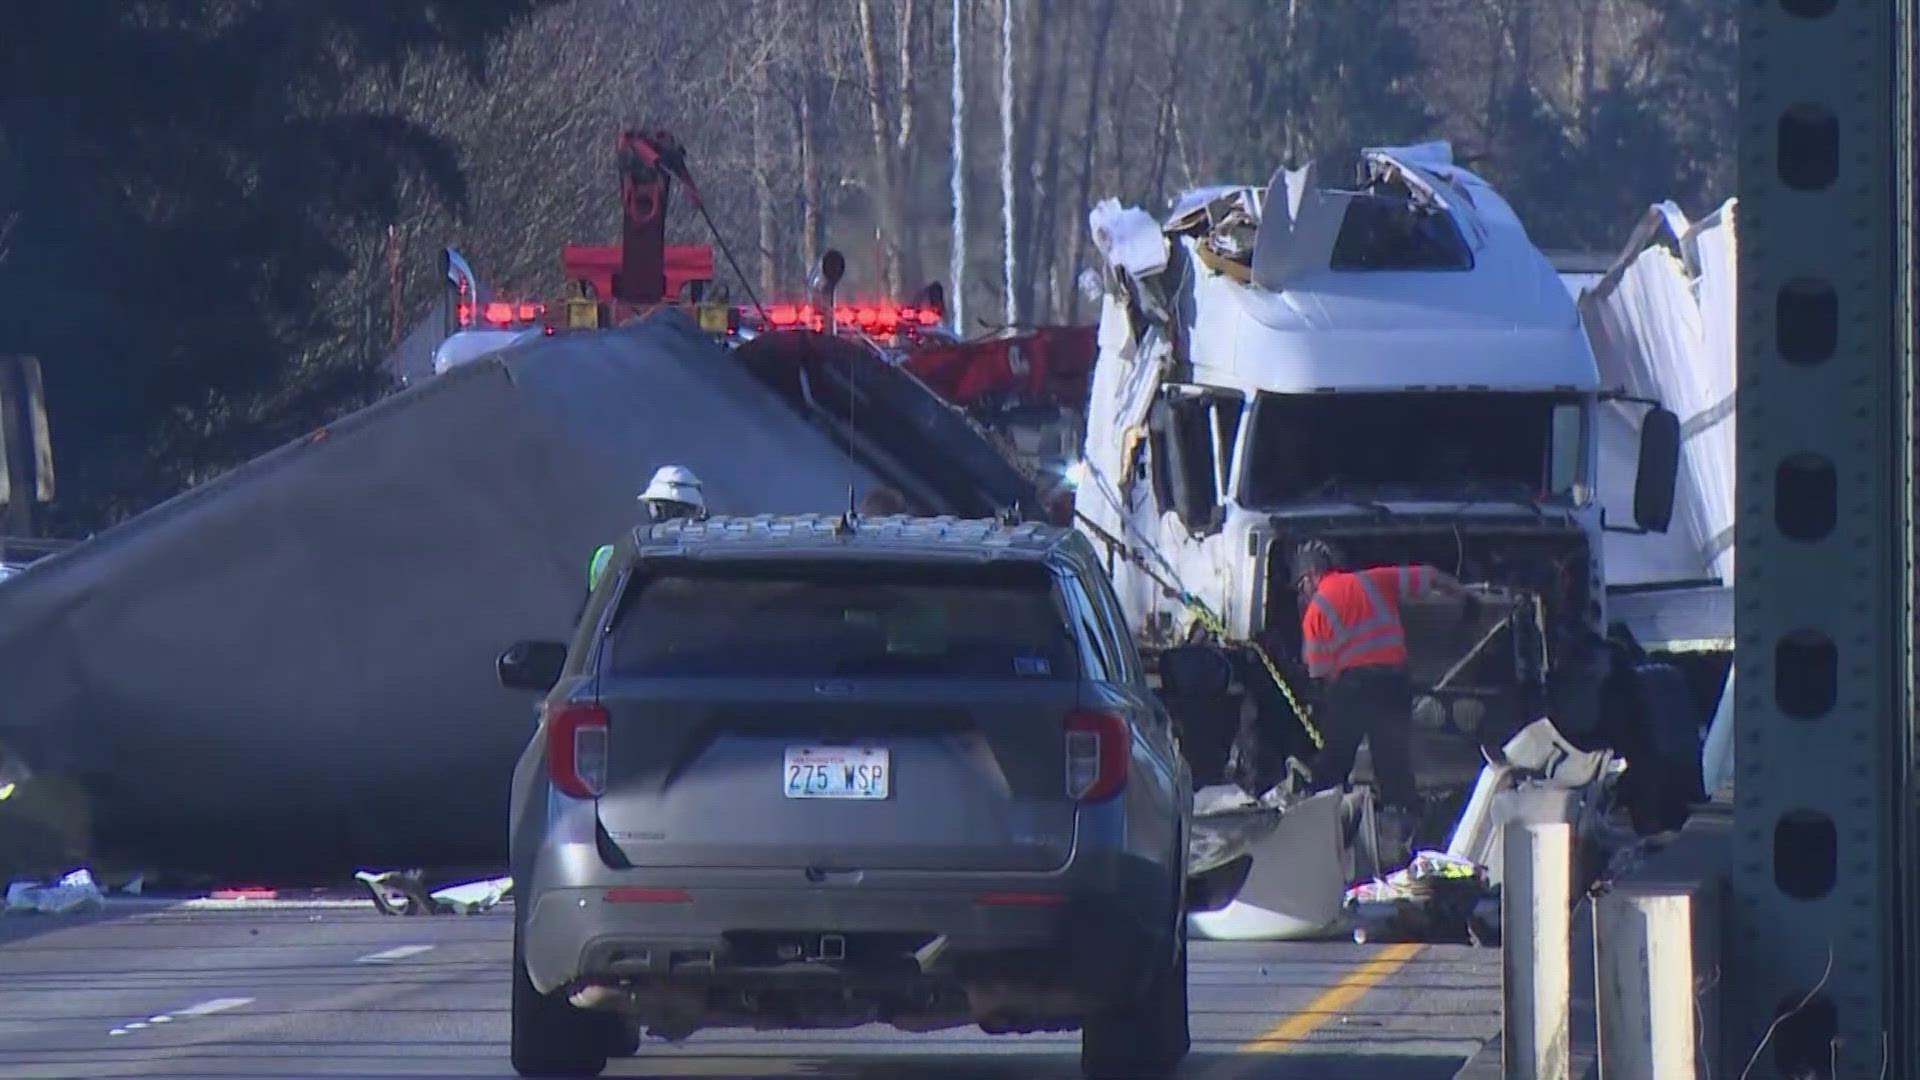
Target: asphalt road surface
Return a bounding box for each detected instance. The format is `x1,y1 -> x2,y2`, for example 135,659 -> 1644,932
0,899 -> 1499,1079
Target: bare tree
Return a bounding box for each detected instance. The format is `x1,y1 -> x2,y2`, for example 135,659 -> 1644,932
855,0 -> 911,295
752,85 -> 779,298
1061,0 -> 1118,323
947,0 -> 967,329
998,0 -> 1016,326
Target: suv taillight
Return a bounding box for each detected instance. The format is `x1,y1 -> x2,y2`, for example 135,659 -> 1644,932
1065,709 -> 1129,802
548,704 -> 610,798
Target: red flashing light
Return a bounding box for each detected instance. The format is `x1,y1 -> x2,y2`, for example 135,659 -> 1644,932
517,303 -> 541,321
482,301 -> 515,326
456,302 -> 474,327
756,299 -> 939,334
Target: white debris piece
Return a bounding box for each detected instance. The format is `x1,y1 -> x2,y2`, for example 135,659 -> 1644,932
5,868 -> 105,915
355,869 -> 512,915
355,869 -> 429,915
430,875 -> 512,915
1087,199 -> 1168,279
1193,784 -> 1256,817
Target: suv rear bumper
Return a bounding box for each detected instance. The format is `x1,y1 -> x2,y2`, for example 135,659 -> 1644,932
519,849 -> 1176,1010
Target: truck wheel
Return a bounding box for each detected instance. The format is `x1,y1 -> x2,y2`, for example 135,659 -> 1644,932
1080,920 -> 1191,1079
511,929 -> 612,1078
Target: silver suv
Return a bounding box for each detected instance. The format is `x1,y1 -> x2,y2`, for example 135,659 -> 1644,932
498,514 -> 1193,1078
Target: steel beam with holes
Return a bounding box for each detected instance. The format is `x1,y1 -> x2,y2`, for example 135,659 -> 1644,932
1732,2 -> 1908,1078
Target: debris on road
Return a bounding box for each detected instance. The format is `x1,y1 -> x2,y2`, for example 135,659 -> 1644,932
1185,713 -> 1647,945
1345,850 -> 1493,945
4,868 -> 105,914
432,875 -> 512,914
1194,783 -> 1257,817
355,870 -> 511,916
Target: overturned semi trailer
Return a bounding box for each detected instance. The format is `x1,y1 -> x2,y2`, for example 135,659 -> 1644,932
0,313 -> 1031,878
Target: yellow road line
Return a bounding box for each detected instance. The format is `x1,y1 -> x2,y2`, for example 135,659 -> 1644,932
1239,942 -> 1425,1054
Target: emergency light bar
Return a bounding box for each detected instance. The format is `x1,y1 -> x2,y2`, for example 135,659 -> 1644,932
755,302 -> 944,333
456,300 -> 549,329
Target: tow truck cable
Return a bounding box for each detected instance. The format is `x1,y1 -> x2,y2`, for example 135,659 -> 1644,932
1073,510 -> 1324,750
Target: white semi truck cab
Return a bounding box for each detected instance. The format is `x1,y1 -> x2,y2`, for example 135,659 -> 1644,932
1076,143 -> 1690,814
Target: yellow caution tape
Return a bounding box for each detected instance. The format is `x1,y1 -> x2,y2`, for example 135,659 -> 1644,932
1068,506 -> 1323,750
1180,595 -> 1324,750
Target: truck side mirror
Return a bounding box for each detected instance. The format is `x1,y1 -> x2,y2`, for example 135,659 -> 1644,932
1151,395 -> 1222,534
1633,405 -> 1681,534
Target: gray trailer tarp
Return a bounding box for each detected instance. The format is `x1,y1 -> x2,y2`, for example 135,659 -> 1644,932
0,314 -> 893,876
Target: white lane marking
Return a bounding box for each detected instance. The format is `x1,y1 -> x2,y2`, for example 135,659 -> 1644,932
176,997 -> 254,1018
106,996 -> 253,1035
356,944 -> 435,964
178,898 -> 374,911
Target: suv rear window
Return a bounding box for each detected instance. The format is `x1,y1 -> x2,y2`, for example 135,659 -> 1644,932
602,559 -> 1080,680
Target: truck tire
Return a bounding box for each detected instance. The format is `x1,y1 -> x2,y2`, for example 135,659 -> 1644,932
1080,918 -> 1191,1079
511,928 -> 613,1078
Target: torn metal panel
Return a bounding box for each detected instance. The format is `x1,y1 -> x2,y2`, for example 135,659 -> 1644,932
1250,163 -> 1349,292
1583,200 -> 1738,589
1604,585 -> 1731,654
1187,788 -> 1349,941
1087,199 -> 1169,284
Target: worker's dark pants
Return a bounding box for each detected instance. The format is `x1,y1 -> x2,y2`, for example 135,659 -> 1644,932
1309,665 -> 1419,811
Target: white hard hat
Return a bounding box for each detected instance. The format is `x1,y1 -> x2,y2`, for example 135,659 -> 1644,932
640,465 -> 706,511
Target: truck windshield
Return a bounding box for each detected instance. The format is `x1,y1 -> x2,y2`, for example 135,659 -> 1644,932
1238,391 -> 1586,507
603,559 -> 1080,680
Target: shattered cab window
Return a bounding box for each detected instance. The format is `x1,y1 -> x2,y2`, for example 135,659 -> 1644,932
1329,194 -> 1474,272
1238,391 -> 1584,507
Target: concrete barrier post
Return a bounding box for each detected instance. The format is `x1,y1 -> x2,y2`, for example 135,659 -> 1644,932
1594,882 -> 1721,1080
1502,820 -> 1572,1080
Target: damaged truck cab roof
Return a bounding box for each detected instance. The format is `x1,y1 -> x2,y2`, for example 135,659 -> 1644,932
1132,143 -> 1600,395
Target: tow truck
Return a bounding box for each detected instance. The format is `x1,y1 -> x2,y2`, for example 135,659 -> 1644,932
428,127 -> 1041,521
430,130 -> 726,375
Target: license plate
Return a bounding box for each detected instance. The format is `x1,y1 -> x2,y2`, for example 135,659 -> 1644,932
784,746 -> 890,800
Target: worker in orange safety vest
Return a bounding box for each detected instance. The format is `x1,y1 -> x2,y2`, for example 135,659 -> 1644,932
1291,538 -> 1476,812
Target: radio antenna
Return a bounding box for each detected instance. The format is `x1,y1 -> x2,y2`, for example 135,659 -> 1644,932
812,250 -> 860,496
